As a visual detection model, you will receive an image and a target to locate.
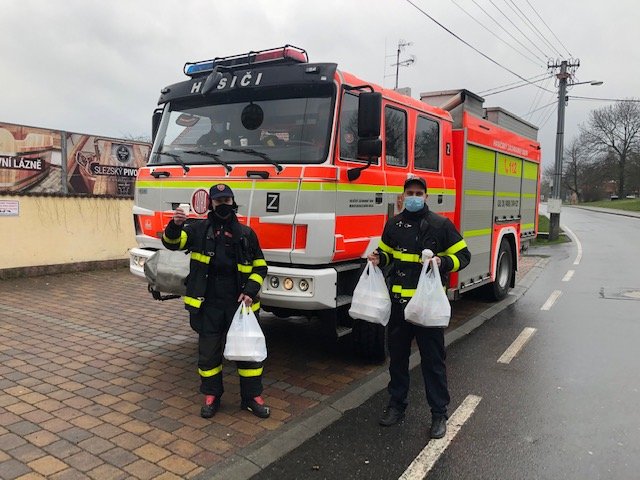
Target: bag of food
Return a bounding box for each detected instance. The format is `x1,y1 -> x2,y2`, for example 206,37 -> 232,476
224,303 -> 268,362
144,250 -> 190,296
404,257 -> 451,328
348,261 -> 392,326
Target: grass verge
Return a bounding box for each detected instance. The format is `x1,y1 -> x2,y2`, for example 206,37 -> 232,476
532,213 -> 571,245
579,198 -> 640,211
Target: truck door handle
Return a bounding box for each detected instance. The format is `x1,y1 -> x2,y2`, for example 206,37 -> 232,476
247,170 -> 270,179
151,170 -> 171,178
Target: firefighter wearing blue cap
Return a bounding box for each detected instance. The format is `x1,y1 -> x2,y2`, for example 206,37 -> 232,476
162,183 -> 270,419
368,176 -> 471,438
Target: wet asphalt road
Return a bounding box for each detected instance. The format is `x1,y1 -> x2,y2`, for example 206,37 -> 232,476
252,207 -> 640,480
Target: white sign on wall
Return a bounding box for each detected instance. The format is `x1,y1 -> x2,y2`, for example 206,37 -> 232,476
0,200 -> 19,216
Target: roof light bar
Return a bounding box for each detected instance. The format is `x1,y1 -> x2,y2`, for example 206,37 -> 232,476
184,45 -> 308,77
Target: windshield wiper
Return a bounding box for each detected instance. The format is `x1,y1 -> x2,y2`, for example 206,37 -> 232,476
221,148 -> 283,174
183,150 -> 232,174
153,150 -> 190,173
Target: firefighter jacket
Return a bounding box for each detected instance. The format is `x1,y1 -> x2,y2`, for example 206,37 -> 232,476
377,206 -> 471,303
162,215 -> 267,313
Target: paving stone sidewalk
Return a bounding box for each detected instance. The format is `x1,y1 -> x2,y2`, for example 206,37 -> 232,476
0,255 -> 539,479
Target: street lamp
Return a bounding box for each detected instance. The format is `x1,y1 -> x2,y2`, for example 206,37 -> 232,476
548,61 -> 603,241
571,80 -> 604,86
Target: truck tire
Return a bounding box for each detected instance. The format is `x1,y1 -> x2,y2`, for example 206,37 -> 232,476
352,318 -> 387,363
482,238 -> 513,301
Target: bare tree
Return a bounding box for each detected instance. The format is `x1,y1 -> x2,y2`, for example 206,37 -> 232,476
629,151 -> 640,196
580,100 -> 640,197
580,160 -> 612,202
541,164 -> 554,200
562,137 -> 587,202
121,132 -> 152,144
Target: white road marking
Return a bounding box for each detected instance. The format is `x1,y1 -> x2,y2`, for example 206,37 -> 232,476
399,395 -> 482,480
497,327 -> 537,364
562,270 -> 575,282
541,290 -> 562,310
562,225 -> 582,265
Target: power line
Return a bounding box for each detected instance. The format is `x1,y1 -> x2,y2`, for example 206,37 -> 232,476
530,78 -> 556,125
403,0 -> 555,94
524,0 -> 573,57
487,0 -> 551,59
503,0 -> 563,57
470,0 -> 548,64
523,99 -> 557,117
478,73 -> 550,94
527,73 -> 547,114
450,0 -> 544,68
539,102 -> 558,129
483,75 -> 554,96
527,75 -> 554,116
533,96 -> 556,125
568,95 -> 640,103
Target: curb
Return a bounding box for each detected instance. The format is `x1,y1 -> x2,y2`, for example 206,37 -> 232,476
198,256 -> 549,480
565,205 -> 640,219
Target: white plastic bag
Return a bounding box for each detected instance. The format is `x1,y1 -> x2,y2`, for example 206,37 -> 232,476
404,257 -> 451,328
223,303 -> 267,362
349,261 -> 392,326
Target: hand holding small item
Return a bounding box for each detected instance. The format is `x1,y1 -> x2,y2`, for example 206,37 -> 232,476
421,249 -> 441,267
367,251 -> 380,266
238,293 -> 253,306
173,208 -> 187,226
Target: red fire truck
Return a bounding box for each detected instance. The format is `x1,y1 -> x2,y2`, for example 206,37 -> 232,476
129,45 -> 541,359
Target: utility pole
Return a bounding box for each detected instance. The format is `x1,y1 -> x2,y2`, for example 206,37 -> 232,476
548,59 -> 579,241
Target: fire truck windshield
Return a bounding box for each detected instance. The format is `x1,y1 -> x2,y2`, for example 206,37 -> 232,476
149,89 -> 333,167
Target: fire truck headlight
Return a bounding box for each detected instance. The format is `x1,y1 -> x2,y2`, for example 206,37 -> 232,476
299,279 -> 309,292
269,276 -> 280,289
283,278 -> 294,290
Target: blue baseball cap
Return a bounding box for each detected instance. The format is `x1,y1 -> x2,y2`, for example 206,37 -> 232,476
209,183 -> 234,200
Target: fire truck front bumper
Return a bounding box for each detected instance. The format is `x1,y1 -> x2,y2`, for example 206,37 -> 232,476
130,248 -> 341,311
129,247 -> 155,279
260,265 -> 338,310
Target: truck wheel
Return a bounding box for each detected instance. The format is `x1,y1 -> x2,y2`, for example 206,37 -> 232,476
352,318 -> 387,363
482,238 -> 513,301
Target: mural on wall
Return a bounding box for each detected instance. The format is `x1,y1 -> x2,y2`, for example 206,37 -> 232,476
66,135 -> 150,196
0,121 -> 150,196
0,123 -> 62,193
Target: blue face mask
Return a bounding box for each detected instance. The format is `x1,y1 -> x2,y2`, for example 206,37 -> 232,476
404,196 -> 425,212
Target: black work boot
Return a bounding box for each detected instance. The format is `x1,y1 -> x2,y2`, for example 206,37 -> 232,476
200,395 -> 220,419
379,406 -> 405,426
430,415 -> 447,439
241,396 -> 270,418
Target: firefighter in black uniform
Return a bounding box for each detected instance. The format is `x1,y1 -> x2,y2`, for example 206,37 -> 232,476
368,177 -> 471,438
162,184 -> 270,419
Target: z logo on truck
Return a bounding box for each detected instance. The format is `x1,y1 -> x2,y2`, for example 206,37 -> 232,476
266,192 -> 280,213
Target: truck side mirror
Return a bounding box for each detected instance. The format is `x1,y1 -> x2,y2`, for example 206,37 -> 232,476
151,108 -> 163,142
357,138 -> 382,159
348,91 -> 382,181
358,92 -> 381,138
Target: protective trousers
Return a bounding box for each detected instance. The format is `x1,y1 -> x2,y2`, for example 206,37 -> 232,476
189,298 -> 264,400
387,302 -> 449,417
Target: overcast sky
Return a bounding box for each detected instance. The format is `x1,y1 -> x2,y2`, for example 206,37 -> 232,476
2,0 -> 638,167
